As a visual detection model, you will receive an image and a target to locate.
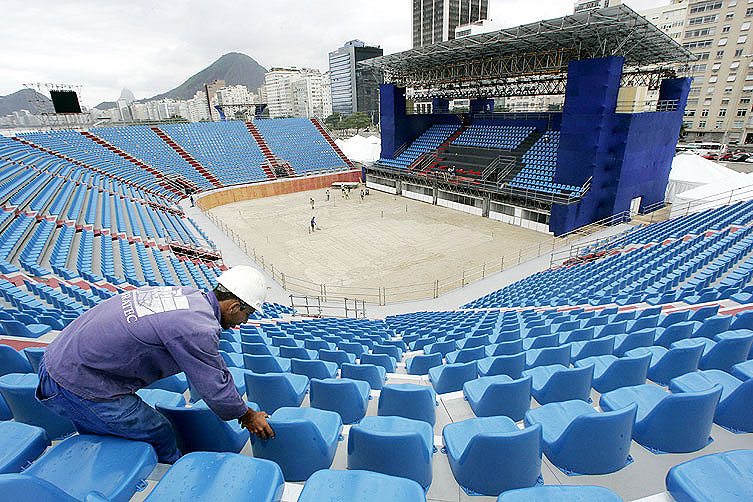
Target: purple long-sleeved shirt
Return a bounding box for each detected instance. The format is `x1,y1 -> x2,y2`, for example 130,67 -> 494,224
43,286 -> 247,420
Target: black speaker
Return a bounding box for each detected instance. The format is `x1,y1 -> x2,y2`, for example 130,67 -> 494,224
50,90 -> 82,114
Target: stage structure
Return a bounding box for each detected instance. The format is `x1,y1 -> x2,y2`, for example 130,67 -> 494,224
360,5 -> 694,236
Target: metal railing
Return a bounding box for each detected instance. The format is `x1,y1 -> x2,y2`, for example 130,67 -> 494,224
369,163 -> 588,206
289,294 -> 367,318
487,155 -> 516,181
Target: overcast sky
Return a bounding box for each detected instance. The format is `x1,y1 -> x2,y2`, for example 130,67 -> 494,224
2,0 -> 667,107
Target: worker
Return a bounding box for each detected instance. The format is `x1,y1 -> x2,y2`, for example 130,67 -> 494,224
35,265 -> 274,463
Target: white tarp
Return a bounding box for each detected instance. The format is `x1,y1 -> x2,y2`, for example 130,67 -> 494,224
670,171 -> 753,217
665,153 -> 740,203
335,135 -> 381,164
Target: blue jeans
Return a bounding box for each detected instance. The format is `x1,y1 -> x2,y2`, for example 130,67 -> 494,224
36,358 -> 180,463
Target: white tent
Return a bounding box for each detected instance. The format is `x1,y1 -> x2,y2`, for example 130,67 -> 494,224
670,171 -> 753,217
665,152 -> 741,203
335,135 -> 381,164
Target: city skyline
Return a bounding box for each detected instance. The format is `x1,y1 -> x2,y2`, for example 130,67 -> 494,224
2,0 -> 665,108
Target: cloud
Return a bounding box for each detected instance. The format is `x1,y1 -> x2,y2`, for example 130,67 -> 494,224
0,0 -> 669,107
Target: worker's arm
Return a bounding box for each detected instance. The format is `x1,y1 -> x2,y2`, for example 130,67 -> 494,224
163,332 -> 248,421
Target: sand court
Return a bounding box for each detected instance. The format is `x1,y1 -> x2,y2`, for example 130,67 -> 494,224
208,186 -> 557,301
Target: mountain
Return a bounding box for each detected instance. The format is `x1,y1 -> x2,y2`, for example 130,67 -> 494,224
94,101 -> 117,110
145,52 -> 267,101
0,89 -> 54,116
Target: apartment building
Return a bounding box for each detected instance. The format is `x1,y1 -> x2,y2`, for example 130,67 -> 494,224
643,0 -> 753,145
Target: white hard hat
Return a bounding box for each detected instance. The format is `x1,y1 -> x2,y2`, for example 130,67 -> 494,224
216,265 -> 267,312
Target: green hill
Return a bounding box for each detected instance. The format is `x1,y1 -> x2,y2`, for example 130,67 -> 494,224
0,89 -> 54,116
146,52 -> 267,101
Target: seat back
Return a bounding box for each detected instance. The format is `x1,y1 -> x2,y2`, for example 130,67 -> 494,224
600,353 -> 651,392
309,378 -> 369,424
341,363 -> 386,390
651,344 -> 704,385
689,305 -> 719,322
562,327 -> 595,344
242,354 -> 288,374
694,315 -> 733,340
459,423 -> 542,495
241,342 -> 276,356
487,339 -> 523,356
406,353 -> 443,375
243,372 -> 308,413
429,361 -> 478,394
156,402 -> 247,454
543,365 -> 594,403
144,452 -> 285,502
250,407 -> 341,482
702,333 -> 753,372
526,345 -> 571,369
552,404 -> 637,475
23,434 -> 157,502
660,310 -> 690,328
290,359 -> 337,380
0,474 -> 79,502
655,322 -> 695,348
0,345 -> 32,376
318,349 -> 354,368
0,373 -> 75,440
465,375 -> 532,421
526,333 -> 558,350
478,353 -> 526,379
637,385 -> 722,453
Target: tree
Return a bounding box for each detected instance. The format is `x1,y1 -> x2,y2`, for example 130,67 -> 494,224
341,112 -> 371,133
324,112 -> 343,128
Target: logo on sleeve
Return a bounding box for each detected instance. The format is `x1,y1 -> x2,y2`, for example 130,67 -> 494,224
122,287 -> 190,323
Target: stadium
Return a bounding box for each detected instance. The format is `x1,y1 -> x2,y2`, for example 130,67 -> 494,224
0,4 -> 752,502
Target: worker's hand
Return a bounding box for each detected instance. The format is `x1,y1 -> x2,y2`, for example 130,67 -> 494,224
239,408 -> 274,440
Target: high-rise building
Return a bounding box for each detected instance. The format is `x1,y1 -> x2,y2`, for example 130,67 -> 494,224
412,0 -> 489,48
641,0 -> 753,145
205,80 -> 226,121
573,0 -> 621,14
262,67 -> 327,119
328,40 -> 383,120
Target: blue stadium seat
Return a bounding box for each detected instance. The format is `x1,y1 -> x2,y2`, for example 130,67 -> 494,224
348,416 -> 434,489
0,373 -> 75,439
524,400 -> 636,475
341,362 -> 387,390
13,434 -> 156,502
0,345 -> 32,375
406,352 -> 443,375
670,370 -> 753,433
463,375 -> 532,420
242,354 -> 291,373
243,372 -> 308,413
360,353 -> 397,373
477,353 -> 526,379
497,485 -> 624,502
20,347 -> 44,373
0,421 -> 50,474
142,451 -> 284,502
378,384 -> 437,425
625,344 -> 704,385
665,449 -> 753,502
429,361 -> 478,394
156,400 -> 254,454
297,469 -> 425,502
251,407 -> 342,482
443,417 -> 542,496
522,364 -> 593,405
600,383 -> 721,453
309,378 -> 370,424
575,353 -> 651,394
290,358 -> 338,379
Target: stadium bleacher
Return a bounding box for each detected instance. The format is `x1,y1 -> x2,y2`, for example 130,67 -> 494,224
0,118 -> 751,501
